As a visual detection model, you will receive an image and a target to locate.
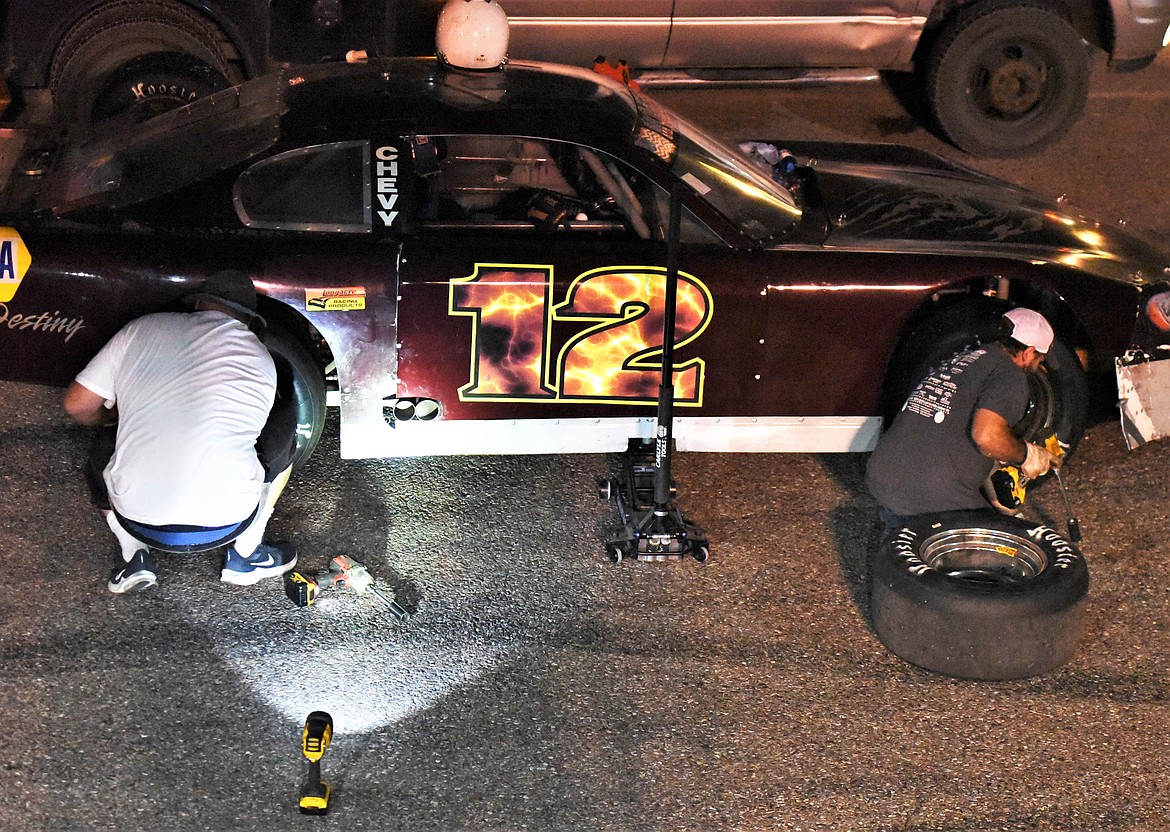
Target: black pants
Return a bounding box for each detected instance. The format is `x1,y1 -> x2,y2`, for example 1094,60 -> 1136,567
85,426 -> 116,512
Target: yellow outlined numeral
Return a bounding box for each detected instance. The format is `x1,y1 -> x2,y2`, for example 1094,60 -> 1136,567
449,263 -> 712,406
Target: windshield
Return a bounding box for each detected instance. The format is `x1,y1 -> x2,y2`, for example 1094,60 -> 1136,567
631,90 -> 801,241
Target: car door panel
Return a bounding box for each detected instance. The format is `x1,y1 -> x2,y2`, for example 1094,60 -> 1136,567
395,238 -> 745,420
666,0 -> 927,68
500,0 -> 674,67
390,235 -> 947,455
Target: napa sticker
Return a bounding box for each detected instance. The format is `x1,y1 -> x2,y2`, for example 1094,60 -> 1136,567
0,228 -> 31,303
306,286 -> 366,311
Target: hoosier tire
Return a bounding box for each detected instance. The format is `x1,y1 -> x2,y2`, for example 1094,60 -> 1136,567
872,510 -> 1089,679
50,0 -> 242,126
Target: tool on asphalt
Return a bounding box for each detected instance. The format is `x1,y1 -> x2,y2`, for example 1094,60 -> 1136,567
1051,467 -> 1084,542
284,570 -> 319,607
282,557 -> 411,621
298,710 -> 333,815
327,556 -> 411,623
599,182 -> 709,563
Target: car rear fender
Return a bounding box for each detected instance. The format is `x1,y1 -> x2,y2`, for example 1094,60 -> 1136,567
255,265 -> 401,461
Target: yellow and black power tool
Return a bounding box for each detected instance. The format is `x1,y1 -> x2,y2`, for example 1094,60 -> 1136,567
988,429 -> 1083,542
283,556 -> 411,622
298,710 -> 333,815
989,430 -> 1065,511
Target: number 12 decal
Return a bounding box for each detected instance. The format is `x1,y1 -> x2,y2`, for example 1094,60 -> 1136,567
450,263 -> 713,405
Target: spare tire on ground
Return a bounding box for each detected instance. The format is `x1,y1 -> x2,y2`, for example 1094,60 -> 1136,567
871,510 -> 1089,680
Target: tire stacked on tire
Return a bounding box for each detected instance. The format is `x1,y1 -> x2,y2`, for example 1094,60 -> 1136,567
871,511 -> 1089,679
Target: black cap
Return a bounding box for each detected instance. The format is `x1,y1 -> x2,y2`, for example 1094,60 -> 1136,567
188,270 -> 266,327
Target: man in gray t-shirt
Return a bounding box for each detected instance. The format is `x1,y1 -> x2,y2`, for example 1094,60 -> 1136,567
866,308 -> 1061,533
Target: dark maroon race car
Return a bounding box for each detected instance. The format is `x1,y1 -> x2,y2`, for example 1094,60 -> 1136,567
2,56 -> 1170,469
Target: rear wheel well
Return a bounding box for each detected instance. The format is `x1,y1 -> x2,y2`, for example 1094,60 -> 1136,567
257,300 -> 334,380
881,282 -> 1092,448
256,300 -> 334,469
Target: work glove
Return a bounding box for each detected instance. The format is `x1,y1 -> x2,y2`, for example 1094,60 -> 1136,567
1021,442 -> 1058,480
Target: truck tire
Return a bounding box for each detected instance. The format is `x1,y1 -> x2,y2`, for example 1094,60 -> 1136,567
50,0 -> 243,127
872,511 -> 1089,679
923,1 -> 1092,157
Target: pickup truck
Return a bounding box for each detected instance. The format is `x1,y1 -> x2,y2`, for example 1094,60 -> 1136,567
1,0 -> 1169,156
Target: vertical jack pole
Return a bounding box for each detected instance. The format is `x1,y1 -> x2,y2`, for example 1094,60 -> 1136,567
599,182 -> 710,562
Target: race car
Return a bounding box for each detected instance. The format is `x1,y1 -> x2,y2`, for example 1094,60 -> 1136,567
1,54 -> 1169,468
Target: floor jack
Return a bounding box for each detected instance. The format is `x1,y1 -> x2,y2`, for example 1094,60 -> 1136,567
599,183 -> 709,563
598,440 -> 709,562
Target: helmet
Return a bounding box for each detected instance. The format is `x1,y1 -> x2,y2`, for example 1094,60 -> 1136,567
436,0 -> 510,70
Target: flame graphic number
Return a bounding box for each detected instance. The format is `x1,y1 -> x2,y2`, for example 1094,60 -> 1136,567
449,265 -> 557,399
450,264 -> 712,405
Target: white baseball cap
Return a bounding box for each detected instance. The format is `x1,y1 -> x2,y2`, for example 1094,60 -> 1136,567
1003,307 -> 1054,354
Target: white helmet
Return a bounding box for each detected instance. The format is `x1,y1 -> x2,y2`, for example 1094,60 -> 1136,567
436,0 -> 510,70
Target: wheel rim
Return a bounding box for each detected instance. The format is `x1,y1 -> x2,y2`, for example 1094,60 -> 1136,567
968,42 -> 1052,121
919,527 -> 1049,584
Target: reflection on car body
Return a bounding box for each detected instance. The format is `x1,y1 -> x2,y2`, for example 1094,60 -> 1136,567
1,57 -> 1169,464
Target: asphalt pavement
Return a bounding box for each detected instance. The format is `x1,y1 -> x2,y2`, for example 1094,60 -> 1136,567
3,52 -> 1170,832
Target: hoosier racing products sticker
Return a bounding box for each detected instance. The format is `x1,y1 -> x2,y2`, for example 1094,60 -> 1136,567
306,287 -> 366,311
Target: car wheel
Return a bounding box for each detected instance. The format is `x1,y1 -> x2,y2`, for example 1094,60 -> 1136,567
923,1 -> 1092,158
50,0 -> 242,127
264,325 -> 327,471
871,510 -> 1089,679
882,300 -> 1088,451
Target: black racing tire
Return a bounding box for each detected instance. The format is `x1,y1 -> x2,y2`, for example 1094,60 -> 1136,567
872,510 -> 1089,679
881,300 -> 1088,451
88,51 -> 229,123
263,325 -> 327,471
923,1 -> 1092,157
50,0 -> 242,127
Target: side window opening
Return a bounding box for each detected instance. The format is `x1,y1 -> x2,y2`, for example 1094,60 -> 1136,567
436,137 -> 576,214
411,135 -> 718,243
234,140 -> 372,233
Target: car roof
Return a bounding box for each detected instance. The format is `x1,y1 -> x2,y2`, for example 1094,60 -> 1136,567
284,57 -> 642,140
40,57 -> 644,216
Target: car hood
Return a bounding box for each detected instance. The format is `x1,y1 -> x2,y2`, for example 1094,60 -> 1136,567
771,141 -> 1170,288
